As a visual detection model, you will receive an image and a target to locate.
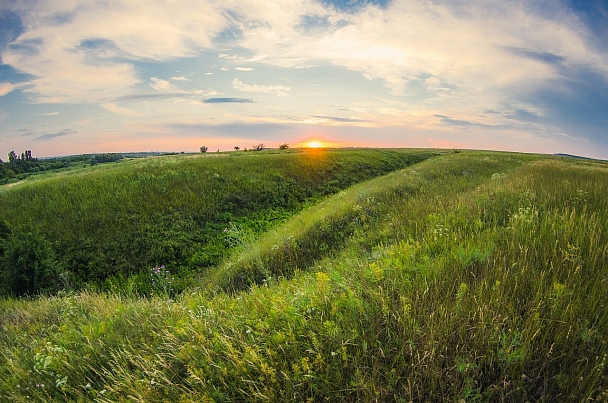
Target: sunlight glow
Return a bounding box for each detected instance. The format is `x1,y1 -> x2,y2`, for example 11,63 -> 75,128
307,141 -> 323,148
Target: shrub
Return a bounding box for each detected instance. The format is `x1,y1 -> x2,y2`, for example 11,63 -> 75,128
0,228 -> 63,296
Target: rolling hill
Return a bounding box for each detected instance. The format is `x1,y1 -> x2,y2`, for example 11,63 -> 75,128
0,149 -> 606,401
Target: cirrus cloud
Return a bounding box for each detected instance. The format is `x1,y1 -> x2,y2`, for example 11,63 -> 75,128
232,78 -> 290,96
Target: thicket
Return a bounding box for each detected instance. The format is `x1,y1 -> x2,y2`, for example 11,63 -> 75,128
0,151 -> 605,401
0,149 -> 436,295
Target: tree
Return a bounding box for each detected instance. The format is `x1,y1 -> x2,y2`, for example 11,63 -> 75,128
8,151 -> 17,163
234,146 -> 240,152
279,143 -> 289,150
200,146 -> 208,153
254,144 -> 265,151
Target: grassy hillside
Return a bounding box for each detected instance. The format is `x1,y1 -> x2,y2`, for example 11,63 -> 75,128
0,148 -> 436,295
0,150 -> 607,401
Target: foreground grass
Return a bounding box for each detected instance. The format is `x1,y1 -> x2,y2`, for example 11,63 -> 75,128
0,151 -> 606,401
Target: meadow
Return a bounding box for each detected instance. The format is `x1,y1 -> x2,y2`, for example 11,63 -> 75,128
0,149 -> 606,401
0,148 -> 434,295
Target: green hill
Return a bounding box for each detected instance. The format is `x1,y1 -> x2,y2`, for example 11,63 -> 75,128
0,148 -> 436,295
0,149 -> 606,401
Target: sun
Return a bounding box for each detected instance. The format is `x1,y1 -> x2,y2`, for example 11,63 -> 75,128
307,140 -> 323,148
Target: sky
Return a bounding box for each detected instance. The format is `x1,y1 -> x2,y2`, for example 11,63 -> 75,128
0,0 -> 607,159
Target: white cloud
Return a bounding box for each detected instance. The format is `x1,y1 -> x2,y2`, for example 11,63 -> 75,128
235,67 -> 254,71
171,76 -> 191,81
150,77 -> 215,96
0,82 -> 27,97
101,103 -> 143,117
232,78 -> 290,96
229,0 -> 607,103
4,0 -> 229,103
39,112 -> 60,116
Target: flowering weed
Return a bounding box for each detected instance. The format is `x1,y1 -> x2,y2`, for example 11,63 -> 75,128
150,265 -> 174,297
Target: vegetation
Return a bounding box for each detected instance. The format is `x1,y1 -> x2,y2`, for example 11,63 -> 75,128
0,151 -> 124,185
0,150 -> 606,401
0,149 -> 435,295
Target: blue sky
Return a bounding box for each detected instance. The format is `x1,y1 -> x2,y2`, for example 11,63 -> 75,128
1,0 -> 607,158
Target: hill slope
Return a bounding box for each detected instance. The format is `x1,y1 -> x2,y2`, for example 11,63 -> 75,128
0,148 -> 436,295
0,150 -> 606,401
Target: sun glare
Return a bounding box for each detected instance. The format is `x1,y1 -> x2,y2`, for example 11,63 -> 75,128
307,140 -> 323,148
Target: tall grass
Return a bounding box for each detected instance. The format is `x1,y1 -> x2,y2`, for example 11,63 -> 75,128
0,149 -> 435,294
0,151 -> 606,401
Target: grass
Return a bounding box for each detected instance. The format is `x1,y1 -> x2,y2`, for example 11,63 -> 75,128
0,150 -> 606,401
0,148 -> 436,294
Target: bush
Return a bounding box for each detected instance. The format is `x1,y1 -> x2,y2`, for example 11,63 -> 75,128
0,228 -> 63,296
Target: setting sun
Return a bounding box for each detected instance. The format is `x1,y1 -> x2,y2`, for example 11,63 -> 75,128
307,141 -> 323,148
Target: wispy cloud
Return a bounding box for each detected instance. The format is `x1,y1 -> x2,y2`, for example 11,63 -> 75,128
235,67 -> 253,72
232,78 -> 290,96
170,76 -> 191,81
312,115 -> 366,123
150,77 -> 212,96
35,129 -> 77,140
203,97 -> 254,103
39,112 -> 59,116
102,103 -> 143,117
435,115 -> 512,130
0,82 -> 27,96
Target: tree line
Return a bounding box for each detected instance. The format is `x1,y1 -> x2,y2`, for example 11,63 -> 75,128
0,150 -> 124,184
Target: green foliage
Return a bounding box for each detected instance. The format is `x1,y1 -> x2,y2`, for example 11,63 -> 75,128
0,150 -> 607,401
0,228 -> 64,296
0,152 -> 127,184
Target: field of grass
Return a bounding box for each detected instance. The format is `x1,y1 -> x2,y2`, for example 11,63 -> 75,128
0,148 -> 435,295
0,150 -> 606,401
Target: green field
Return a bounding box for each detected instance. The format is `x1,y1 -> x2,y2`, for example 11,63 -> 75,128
0,148 -> 436,295
0,149 -> 606,401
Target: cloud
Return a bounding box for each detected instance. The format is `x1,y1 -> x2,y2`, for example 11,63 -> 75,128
35,129 -> 77,140
39,112 -> 59,116
102,103 -> 143,117
203,97 -> 254,103
504,47 -> 566,67
0,82 -> 27,96
435,115 -> 512,130
150,77 -> 216,97
235,67 -> 253,71
231,0 -> 607,103
504,108 -> 543,123
232,78 -> 290,96
322,0 -> 390,13
170,76 -> 191,81
2,0 -> 229,103
312,115 -> 366,123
